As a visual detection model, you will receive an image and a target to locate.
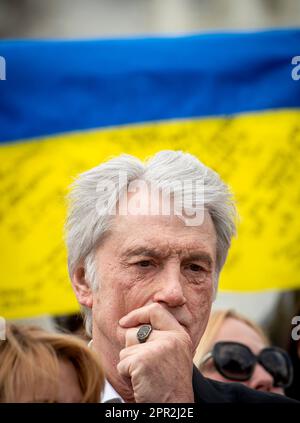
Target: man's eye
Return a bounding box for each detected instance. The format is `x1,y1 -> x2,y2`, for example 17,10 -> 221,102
137,260 -> 152,267
188,263 -> 203,272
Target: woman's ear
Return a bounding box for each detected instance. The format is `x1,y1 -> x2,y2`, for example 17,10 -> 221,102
71,264 -> 93,309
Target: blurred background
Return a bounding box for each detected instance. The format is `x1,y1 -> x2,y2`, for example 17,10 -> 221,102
1,0 -> 300,39
0,0 -> 300,400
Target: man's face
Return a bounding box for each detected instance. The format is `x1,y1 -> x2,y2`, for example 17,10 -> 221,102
91,193 -> 217,355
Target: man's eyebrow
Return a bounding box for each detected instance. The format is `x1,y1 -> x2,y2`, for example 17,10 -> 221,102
122,247 -> 163,259
182,253 -> 213,267
122,247 -> 213,266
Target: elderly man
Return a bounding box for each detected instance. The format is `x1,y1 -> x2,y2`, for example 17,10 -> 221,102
66,150 -> 294,403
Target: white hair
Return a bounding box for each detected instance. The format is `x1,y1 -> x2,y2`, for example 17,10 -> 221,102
65,150 -> 237,337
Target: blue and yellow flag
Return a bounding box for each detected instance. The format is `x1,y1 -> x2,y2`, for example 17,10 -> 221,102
1,29 -> 300,319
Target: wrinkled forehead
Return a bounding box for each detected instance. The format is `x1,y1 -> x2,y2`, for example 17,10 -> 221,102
106,209 -> 217,264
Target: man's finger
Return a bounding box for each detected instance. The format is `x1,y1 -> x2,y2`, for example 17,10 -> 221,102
124,326 -> 175,347
119,302 -> 182,331
117,356 -> 132,379
125,325 -> 153,347
119,344 -> 142,361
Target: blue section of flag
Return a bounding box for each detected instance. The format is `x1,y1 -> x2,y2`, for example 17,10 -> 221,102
0,29 -> 300,143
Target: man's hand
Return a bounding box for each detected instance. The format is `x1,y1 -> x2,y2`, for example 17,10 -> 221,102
117,303 -> 195,403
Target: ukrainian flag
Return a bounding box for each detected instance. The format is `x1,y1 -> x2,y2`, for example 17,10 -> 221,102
0,29 -> 300,319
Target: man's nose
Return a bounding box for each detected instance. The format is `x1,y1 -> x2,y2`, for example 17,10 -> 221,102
152,264 -> 187,307
248,363 -> 274,392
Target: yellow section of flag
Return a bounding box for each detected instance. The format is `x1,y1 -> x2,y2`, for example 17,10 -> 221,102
1,109 -> 300,318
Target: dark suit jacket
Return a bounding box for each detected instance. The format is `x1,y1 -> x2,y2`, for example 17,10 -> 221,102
192,366 -> 298,403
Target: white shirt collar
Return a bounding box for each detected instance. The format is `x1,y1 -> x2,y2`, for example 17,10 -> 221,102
88,340 -> 124,403
102,379 -> 124,403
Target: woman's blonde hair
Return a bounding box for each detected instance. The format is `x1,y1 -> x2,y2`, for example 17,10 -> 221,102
193,309 -> 270,369
0,324 -> 104,403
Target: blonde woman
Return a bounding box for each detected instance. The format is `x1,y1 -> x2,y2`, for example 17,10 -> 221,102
194,310 -> 293,395
0,324 -> 104,402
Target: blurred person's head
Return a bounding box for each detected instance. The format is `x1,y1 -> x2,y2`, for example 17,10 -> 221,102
0,324 -> 104,402
193,309 -> 293,395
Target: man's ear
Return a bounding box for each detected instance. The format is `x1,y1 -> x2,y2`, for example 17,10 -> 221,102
71,264 -> 93,309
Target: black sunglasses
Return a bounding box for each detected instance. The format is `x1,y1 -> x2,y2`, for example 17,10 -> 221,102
201,341 -> 293,388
